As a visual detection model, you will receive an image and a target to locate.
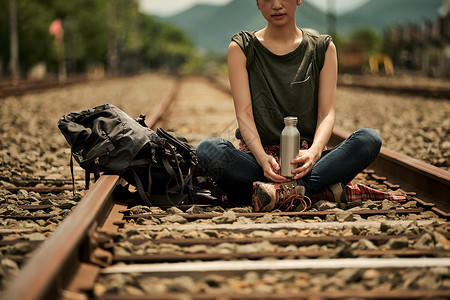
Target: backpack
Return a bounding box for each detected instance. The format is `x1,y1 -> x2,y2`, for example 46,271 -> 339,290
57,103 -> 210,207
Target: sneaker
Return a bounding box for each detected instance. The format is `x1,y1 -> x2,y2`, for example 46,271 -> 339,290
252,180 -> 310,212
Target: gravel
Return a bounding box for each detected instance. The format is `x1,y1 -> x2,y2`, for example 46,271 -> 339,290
0,73 -> 176,184
335,86 -> 450,170
95,267 -> 450,297
1,73 -> 448,294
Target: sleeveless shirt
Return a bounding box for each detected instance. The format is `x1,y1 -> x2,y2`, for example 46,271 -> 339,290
231,30 -> 332,146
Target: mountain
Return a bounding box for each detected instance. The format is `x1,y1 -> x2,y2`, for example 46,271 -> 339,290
163,0 -> 442,54
165,0 -> 327,54
338,0 -> 442,36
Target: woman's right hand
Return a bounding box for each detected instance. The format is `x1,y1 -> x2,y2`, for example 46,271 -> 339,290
258,153 -> 288,183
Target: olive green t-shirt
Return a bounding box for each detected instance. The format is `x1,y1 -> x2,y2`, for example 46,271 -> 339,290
231,30 -> 332,146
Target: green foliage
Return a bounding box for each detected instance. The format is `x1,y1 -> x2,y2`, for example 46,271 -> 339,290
348,27 -> 382,54
0,0 -> 198,76
140,14 -> 197,71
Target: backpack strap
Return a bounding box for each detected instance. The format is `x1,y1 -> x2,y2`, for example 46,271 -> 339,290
160,141 -> 186,206
131,168 -> 153,207
129,158 -> 153,207
69,154 -> 75,196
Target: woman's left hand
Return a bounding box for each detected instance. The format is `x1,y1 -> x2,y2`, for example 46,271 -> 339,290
290,149 -> 320,180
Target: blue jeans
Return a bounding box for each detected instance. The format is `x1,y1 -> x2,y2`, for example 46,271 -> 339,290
196,128 -> 382,202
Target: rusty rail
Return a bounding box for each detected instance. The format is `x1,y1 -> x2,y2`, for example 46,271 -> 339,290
1,175 -> 119,300
329,127 -> 450,213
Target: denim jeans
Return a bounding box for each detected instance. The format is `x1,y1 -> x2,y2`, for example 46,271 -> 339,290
196,128 -> 382,203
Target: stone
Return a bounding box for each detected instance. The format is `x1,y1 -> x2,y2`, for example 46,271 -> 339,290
380,222 -> 391,233
347,200 -> 363,209
386,237 -> 409,249
315,200 -> 338,211
381,199 -> 395,210
403,201 -> 417,208
0,258 -> 19,272
186,205 -> 205,214
205,206 -> 226,213
237,216 -> 254,224
244,271 -> 259,284
129,205 -> 152,215
331,244 -> 356,258
166,207 -> 184,214
23,232 -> 46,241
229,207 -> 253,213
362,200 -> 378,209
203,274 -> 226,288
336,211 -> 355,222
160,214 -> 188,224
250,230 -> 273,238
413,233 -> 435,249
212,211 -> 236,224
386,211 -> 399,220
433,231 -> 450,250
351,239 -> 378,250
362,269 -> 380,280
138,277 -> 168,294
335,268 -> 363,283
185,244 -> 208,254
325,214 -> 337,222
257,214 -> 274,223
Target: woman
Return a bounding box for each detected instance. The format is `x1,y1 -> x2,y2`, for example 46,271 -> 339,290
196,0 -> 382,211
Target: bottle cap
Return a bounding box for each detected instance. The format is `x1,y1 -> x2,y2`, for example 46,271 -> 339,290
284,116 -> 298,125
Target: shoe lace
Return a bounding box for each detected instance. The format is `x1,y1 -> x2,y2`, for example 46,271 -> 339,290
275,184 -> 311,212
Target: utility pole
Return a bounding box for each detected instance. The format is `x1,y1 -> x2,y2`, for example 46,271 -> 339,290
327,0 -> 336,38
107,1 -> 119,75
9,0 -> 19,83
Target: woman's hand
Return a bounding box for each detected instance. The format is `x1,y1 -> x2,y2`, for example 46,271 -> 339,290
291,149 -> 320,180
258,153 -> 288,183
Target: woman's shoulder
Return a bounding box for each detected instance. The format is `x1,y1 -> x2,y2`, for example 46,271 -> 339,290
302,29 -> 333,70
231,31 -> 257,47
302,29 -> 332,46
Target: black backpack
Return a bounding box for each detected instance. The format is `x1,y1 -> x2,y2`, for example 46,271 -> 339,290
57,103 -> 210,207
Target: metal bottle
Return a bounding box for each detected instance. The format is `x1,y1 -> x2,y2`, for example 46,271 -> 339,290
280,116 -> 300,177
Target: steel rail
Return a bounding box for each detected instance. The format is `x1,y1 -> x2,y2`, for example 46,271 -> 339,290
329,128 -> 450,212
337,78 -> 450,99
103,257 -> 450,274
145,76 -> 181,129
1,175 -> 119,300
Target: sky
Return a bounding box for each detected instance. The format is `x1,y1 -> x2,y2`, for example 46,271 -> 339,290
139,0 -> 371,17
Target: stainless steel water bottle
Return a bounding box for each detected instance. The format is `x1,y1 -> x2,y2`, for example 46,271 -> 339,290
280,116 -> 300,177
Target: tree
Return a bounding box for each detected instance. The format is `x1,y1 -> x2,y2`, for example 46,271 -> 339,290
349,27 -> 382,54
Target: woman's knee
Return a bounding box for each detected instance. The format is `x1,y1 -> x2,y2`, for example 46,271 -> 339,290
196,137 -> 230,167
355,128 -> 382,158
196,138 -> 219,164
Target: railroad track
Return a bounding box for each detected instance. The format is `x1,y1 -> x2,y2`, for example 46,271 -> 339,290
0,77 -> 88,99
2,76 -> 450,300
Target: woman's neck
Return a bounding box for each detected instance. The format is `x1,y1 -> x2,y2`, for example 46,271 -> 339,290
265,23 -> 301,42
256,25 -> 303,55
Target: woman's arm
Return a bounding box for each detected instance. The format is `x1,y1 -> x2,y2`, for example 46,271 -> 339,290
228,41 -> 287,182
291,41 -> 338,180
